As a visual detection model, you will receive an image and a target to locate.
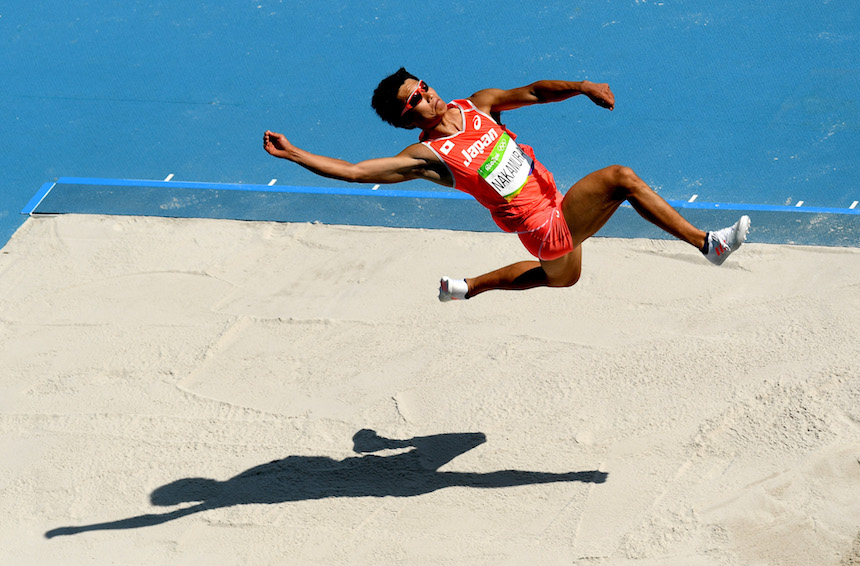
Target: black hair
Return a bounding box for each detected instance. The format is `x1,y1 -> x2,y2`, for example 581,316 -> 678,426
371,67 -> 419,129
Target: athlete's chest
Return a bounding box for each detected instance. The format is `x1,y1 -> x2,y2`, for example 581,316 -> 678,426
429,112 -> 505,167
426,107 -> 534,201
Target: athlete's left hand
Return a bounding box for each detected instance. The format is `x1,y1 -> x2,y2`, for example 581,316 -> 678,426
582,81 -> 615,111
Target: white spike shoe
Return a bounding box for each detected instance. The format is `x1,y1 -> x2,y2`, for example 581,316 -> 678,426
704,215 -> 751,266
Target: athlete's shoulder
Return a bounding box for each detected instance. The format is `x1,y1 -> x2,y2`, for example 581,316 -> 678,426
466,89 -> 504,113
401,141 -> 441,161
462,95 -> 503,126
399,142 -> 452,186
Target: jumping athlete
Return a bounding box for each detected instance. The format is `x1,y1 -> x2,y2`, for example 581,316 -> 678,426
263,68 -> 750,301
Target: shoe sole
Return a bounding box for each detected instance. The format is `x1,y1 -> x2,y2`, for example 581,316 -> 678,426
438,277 -> 453,302
732,215 -> 751,249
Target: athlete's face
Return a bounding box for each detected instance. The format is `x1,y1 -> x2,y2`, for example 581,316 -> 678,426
398,78 -> 446,123
400,80 -> 428,116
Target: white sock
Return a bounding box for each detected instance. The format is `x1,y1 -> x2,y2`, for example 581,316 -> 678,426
440,276 -> 469,301
446,277 -> 468,300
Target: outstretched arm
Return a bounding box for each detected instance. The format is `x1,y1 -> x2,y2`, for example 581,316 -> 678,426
469,80 -> 615,115
263,130 -> 450,186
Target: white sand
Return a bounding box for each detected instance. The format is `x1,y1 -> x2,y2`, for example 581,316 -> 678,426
1,214 -> 858,565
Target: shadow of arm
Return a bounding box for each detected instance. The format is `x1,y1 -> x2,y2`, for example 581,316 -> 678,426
45,503 -> 209,539
445,469 -> 607,488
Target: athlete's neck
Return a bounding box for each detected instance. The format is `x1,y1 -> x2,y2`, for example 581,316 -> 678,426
420,106 -> 462,139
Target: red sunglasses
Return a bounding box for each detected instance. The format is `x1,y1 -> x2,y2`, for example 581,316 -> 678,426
401,80 -> 428,116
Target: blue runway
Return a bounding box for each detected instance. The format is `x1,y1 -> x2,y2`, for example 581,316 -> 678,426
3,1 -> 858,247
22,176 -> 859,247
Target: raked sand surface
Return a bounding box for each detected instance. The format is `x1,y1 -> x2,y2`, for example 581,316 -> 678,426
1,214 -> 858,565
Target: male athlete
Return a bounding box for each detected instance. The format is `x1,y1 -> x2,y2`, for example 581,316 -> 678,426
264,68 -> 750,301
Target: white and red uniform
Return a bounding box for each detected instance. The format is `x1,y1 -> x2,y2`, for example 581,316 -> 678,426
421,99 -> 573,260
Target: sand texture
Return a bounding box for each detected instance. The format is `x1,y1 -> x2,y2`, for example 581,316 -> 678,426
1,214 -> 858,565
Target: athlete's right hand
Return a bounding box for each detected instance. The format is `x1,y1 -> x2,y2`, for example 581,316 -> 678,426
263,130 -> 294,159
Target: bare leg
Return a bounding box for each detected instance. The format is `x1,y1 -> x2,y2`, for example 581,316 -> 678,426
465,247 -> 582,298
466,261 -> 545,298
562,165 -> 706,249
454,165 -> 707,299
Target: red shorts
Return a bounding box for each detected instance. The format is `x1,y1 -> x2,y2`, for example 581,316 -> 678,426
515,205 -> 574,261
486,144 -> 573,260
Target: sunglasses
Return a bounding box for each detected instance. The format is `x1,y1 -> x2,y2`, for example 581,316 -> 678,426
400,80 -> 428,116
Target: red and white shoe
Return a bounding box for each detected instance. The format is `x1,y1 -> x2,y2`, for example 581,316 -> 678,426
438,276 -> 469,302
704,215 -> 751,266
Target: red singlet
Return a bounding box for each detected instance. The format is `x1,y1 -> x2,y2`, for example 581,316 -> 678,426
421,99 -> 573,261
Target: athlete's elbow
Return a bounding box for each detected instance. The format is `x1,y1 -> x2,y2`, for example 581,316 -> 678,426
338,165 -> 373,183
531,80 -> 563,103
312,168 -> 360,183
346,172 -> 384,185
349,166 -> 400,185
532,80 -> 577,103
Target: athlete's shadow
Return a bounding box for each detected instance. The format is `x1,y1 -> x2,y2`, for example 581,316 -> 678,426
45,429 -> 607,538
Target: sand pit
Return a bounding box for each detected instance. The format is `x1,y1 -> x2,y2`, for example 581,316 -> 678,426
1,214 -> 858,565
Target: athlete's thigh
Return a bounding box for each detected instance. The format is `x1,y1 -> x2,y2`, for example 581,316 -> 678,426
560,166 -> 626,246
540,245 -> 582,287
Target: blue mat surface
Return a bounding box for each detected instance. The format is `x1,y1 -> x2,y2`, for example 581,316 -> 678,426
4,2 -> 858,247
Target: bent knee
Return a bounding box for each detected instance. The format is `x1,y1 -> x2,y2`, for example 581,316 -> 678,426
547,267 -> 581,288
605,164 -> 640,187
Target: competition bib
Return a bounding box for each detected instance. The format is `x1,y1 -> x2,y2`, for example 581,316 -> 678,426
477,133 -> 534,201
